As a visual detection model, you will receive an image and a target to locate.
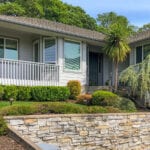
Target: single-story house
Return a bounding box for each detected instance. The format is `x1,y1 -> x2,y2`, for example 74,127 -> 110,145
0,15 -> 149,90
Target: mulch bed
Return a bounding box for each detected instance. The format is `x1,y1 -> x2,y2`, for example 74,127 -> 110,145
0,135 -> 27,150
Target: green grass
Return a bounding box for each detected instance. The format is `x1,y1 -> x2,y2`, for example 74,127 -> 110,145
0,101 -> 35,108
0,101 -> 124,116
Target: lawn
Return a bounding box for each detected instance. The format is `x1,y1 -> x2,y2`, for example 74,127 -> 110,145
0,101 -> 124,116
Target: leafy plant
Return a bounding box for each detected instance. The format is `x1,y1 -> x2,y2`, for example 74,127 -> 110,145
31,86 -> 70,101
17,86 -> 31,101
3,85 -> 18,100
67,80 -> 81,100
0,116 -> 8,135
77,94 -> 92,105
119,98 -> 136,112
0,86 -> 4,100
119,55 -> 150,106
92,90 -> 120,107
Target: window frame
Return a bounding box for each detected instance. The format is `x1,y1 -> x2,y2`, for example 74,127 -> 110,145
43,37 -> 57,64
63,39 -> 82,72
0,36 -> 18,60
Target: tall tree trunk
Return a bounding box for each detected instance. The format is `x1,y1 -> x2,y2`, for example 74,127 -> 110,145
114,61 -> 118,91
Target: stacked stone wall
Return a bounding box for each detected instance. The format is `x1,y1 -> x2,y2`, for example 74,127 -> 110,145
5,113 -> 150,150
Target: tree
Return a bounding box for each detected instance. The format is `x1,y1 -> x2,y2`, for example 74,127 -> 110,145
104,23 -> 131,90
97,12 -> 136,34
0,0 -> 98,30
120,55 -> 150,107
98,12 -> 133,90
0,2 -> 25,16
138,23 -> 150,32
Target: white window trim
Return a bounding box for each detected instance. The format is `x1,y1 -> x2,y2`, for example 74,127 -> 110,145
0,36 -> 18,60
43,37 -> 57,64
63,39 -> 82,73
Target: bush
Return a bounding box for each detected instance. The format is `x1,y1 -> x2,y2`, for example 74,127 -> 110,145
17,86 -> 31,101
31,86 -> 47,101
0,116 -> 8,135
47,86 -> 70,101
92,90 -> 120,108
3,85 -> 18,100
0,102 -> 124,116
119,98 -> 137,112
67,80 -> 81,100
77,94 -> 92,105
0,86 -> 4,100
31,86 -> 70,101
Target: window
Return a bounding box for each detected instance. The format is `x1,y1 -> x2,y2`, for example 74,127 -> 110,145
64,40 -> 81,71
136,44 -> 150,64
136,46 -> 142,63
44,38 -> 56,63
143,44 -> 150,59
0,38 -> 18,60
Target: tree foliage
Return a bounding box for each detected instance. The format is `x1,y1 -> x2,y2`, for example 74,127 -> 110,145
0,0 -> 98,30
100,12 -> 132,90
138,23 -> 150,32
97,12 -> 136,34
0,2 -> 25,16
119,55 -> 150,106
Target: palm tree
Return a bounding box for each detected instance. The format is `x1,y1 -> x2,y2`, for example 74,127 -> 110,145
104,23 -> 131,90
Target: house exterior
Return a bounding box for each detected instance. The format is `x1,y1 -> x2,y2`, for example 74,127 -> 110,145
0,15 -> 149,89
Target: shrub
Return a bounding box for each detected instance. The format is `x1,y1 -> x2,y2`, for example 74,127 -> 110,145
119,98 -> 137,112
92,90 -> 120,108
31,86 -> 70,101
67,80 -> 81,99
3,85 -> 18,100
30,86 -> 47,101
47,86 -> 70,101
0,116 -> 8,135
0,86 -> 4,100
77,94 -> 92,105
17,86 -> 31,101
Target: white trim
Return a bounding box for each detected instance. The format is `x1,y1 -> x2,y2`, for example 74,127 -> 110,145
43,37 -> 57,64
63,39 -> 82,73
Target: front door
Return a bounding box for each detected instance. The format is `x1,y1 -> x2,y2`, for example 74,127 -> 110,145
33,40 -> 40,62
89,52 -> 103,86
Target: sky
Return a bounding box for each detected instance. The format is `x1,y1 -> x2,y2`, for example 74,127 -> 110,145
62,0 -> 150,27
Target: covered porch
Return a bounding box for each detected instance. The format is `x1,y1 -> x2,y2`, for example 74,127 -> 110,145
0,20 -> 60,86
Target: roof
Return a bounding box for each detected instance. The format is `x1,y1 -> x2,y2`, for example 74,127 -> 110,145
129,30 -> 150,44
0,15 -> 149,44
0,15 -> 105,42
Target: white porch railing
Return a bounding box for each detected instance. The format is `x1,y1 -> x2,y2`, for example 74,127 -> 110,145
0,59 -> 59,86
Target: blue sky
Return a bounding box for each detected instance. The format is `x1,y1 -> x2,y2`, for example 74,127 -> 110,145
62,0 -> 150,27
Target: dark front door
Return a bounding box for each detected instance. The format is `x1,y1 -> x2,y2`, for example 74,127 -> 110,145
89,52 -> 103,86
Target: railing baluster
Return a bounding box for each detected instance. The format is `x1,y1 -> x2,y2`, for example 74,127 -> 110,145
0,59 -> 59,86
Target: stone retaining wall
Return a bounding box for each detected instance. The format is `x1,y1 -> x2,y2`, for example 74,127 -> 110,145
5,113 -> 150,150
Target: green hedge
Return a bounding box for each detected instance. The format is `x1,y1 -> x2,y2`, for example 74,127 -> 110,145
92,90 -> 120,108
3,85 -> 18,100
31,86 -> 70,101
2,85 -> 70,101
17,86 -> 31,101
